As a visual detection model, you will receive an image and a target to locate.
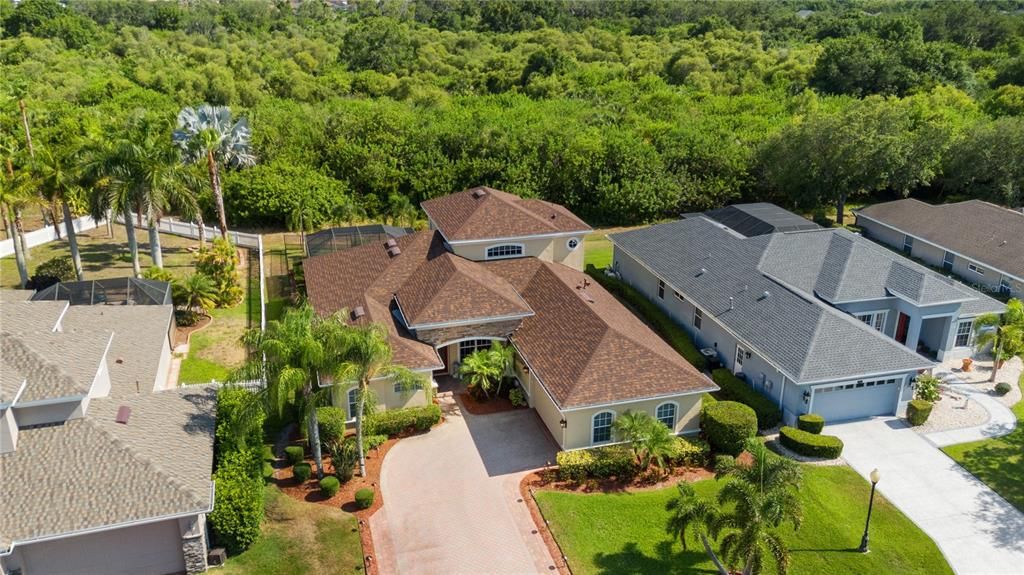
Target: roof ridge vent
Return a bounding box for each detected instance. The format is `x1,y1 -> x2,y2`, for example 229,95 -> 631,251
351,306 -> 366,320
729,297 -> 734,310
115,406 -> 131,424
471,188 -> 487,199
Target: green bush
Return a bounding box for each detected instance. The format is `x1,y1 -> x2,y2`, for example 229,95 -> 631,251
779,426 -> 844,458
292,462 -> 312,483
711,369 -> 782,429
995,382 -> 1012,396
586,269 -> 707,371
355,487 -> 375,509
194,238 -> 244,308
319,476 -> 340,498
914,374 -> 942,402
906,399 -> 933,426
215,388 -> 265,468
556,444 -> 638,481
317,406 -> 347,445
364,404 -> 442,437
701,401 -> 757,456
29,255 -> 76,289
667,436 -> 710,468
509,387 -> 527,408
797,414 -> 825,434
210,449 -> 264,554
284,445 -> 305,465
223,160 -> 351,228
714,454 -> 736,473
363,434 -> 388,451
328,438 -> 358,483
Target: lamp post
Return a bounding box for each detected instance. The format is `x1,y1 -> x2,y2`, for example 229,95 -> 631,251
859,468 -> 881,553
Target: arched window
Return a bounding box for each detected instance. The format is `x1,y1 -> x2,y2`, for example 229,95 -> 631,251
347,388 -> 359,420
592,411 -> 614,444
655,402 -> 677,429
486,244 -> 524,260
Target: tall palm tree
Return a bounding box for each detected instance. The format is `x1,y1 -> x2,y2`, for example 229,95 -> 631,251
0,166 -> 38,287
667,440 -> 802,575
173,104 -> 256,239
1,136 -> 32,264
334,320 -> 428,478
36,147 -> 84,281
974,298 -> 1024,382
81,137 -> 144,278
239,304 -> 341,479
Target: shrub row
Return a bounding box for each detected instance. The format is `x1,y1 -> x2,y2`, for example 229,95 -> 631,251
586,268 -> 707,371
667,436 -> 711,468
779,426 -> 844,459
365,404 -> 442,437
210,448 -> 264,555
701,401 -> 758,456
797,414 -> 825,434
906,399 -> 933,426
556,444 -> 637,481
711,369 -> 782,430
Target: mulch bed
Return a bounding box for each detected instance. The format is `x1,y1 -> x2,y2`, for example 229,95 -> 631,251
457,392 -> 524,415
172,314 -> 212,348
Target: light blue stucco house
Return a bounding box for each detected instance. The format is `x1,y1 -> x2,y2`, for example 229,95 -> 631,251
609,207 -> 1005,424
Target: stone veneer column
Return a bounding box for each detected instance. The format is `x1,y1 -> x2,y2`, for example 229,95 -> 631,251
179,515 -> 209,574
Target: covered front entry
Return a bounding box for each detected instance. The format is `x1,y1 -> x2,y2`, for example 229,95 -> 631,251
811,377 -> 901,422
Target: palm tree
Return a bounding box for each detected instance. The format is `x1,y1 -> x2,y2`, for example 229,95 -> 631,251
974,298 -> 1024,382
460,348 -> 501,400
36,147 -> 84,281
174,273 -> 217,318
613,410 -> 676,472
0,165 -> 38,287
173,104 -> 256,239
287,195 -> 317,257
334,320 -> 428,478
386,193 -> 418,228
1,136 -> 32,265
81,138 -> 145,278
239,304 -> 339,479
667,440 -> 802,575
489,340 -> 515,397
132,127 -> 200,269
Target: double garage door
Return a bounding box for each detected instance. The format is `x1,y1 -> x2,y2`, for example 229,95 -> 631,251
812,377 -> 901,422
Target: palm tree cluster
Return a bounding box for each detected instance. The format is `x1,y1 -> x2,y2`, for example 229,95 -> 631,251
2,101 -> 253,289
458,341 -> 515,400
667,440 -> 803,575
973,298 -> 1024,382
613,411 -> 677,473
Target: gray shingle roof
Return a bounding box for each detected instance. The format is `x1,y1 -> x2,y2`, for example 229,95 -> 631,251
857,199 -> 1024,280
0,386 -> 216,551
702,203 -> 820,237
610,218 -> 939,383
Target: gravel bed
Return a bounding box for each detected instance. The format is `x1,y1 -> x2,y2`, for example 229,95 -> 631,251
913,387 -> 988,434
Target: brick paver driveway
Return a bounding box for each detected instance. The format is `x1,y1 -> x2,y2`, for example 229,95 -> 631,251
371,396 -> 558,575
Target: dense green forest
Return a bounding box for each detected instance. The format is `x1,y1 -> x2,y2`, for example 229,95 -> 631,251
2,0 -> 1024,230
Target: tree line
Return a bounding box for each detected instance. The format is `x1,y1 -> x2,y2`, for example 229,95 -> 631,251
1,0 -> 1023,239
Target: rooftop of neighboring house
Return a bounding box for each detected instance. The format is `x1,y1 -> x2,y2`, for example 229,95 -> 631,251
856,199 -> 1024,280
610,217 -> 1003,384
421,186 -> 592,242
0,296 -> 214,554
697,202 -> 821,237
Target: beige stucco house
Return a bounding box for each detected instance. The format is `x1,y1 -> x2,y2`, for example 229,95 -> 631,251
0,289 -> 215,575
303,187 -> 716,450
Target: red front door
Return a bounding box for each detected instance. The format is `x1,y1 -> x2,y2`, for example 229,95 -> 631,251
895,312 -> 910,345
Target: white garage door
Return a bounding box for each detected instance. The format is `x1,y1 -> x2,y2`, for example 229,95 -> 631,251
812,377 -> 901,422
15,519 -> 185,575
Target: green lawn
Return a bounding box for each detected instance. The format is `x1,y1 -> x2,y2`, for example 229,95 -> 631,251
535,465 -> 951,575
942,372 -> 1024,512
222,486 -> 363,575
585,231 -> 613,270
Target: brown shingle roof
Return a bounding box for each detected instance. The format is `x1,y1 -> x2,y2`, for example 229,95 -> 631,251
485,259 -> 716,409
857,199 -> 1024,280
421,187 -> 591,242
303,230 -> 532,369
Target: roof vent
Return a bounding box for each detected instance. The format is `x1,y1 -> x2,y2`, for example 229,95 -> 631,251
697,268 -> 707,276
386,245 -> 402,258
351,306 -> 366,320
115,358 -> 124,364
384,238 -> 398,249
550,214 -> 557,219
115,406 -> 131,425
760,290 -> 771,300
581,291 -> 595,303
729,297 -> 734,310
472,188 -> 487,199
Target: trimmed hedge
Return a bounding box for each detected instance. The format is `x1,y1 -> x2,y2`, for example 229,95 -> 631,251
293,462 -> 312,483
586,268 -> 707,371
363,434 -> 388,451
365,404 -> 442,437
355,488 -> 375,509
906,400 -> 933,426
320,476 -> 340,498
797,414 -> 825,434
556,444 -> 637,481
667,436 -> 710,468
711,369 -> 782,429
284,445 -> 305,465
995,382 -> 1012,396
701,401 -> 757,456
317,406 -> 347,445
779,426 -> 844,458
714,454 -> 736,473
210,449 -> 264,554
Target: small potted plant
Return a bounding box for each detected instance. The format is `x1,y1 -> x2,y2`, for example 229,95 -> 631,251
962,357 -> 973,372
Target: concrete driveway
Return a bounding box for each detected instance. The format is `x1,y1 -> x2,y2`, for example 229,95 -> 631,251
371,396 -> 558,575
829,418 -> 1024,575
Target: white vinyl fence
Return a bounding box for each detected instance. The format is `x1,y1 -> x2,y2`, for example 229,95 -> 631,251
115,213 -> 261,249
0,215 -> 102,258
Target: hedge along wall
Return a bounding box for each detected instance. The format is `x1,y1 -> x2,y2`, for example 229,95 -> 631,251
711,369 -> 782,430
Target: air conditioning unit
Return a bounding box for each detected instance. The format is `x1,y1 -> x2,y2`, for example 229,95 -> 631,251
208,548 -> 227,566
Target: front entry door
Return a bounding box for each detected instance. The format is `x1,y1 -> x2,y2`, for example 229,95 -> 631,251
734,345 -> 746,375
435,346 -> 449,375
895,313 -> 910,345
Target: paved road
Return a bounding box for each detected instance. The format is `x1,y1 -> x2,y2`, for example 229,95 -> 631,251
371,397 -> 558,575
829,418 -> 1024,575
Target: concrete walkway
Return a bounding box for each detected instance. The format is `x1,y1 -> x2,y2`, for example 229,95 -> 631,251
925,378 -> 1017,447
829,418 -> 1024,575
371,395 -> 558,575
